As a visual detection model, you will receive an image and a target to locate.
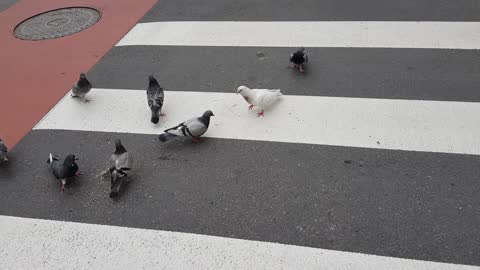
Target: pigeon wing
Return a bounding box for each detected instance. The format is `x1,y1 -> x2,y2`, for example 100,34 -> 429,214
184,118 -> 208,137
50,160 -> 65,179
117,152 -> 132,170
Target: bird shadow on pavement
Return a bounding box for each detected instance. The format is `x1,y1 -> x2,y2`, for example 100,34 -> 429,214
157,136 -> 214,151
109,177 -> 134,202
0,156 -> 14,179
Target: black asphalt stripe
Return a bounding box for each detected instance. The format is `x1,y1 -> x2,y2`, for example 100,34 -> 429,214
140,0 -> 480,22
0,0 -> 16,12
1,129 -> 479,265
88,46 -> 480,102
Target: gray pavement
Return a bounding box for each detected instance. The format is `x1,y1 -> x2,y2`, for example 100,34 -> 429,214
1,0 -> 480,266
1,130 -> 479,265
0,0 -> 16,12
89,46 -> 480,101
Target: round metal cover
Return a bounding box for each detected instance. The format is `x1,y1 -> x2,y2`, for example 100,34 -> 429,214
14,7 -> 101,40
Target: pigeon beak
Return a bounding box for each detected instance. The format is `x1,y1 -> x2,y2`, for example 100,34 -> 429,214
74,157 -> 79,160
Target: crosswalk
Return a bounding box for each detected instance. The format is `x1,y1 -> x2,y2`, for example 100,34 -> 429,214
2,0 -> 480,269
35,89 -> 480,155
117,21 -> 480,49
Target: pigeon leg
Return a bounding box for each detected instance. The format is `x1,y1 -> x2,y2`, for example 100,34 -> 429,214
257,110 -> 265,117
160,112 -> 167,116
248,104 -> 254,111
84,99 -> 91,103
59,184 -> 65,193
75,172 -> 83,176
300,65 -> 305,73
192,137 -> 201,144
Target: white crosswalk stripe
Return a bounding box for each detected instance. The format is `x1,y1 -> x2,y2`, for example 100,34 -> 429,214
35,88 -> 480,155
5,2 -> 480,269
117,21 -> 480,49
1,215 -> 477,270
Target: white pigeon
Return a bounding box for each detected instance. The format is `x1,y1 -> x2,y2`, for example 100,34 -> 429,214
236,86 -> 282,117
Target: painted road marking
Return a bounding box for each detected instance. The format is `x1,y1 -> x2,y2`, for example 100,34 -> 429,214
34,88 -> 480,155
116,21 -> 480,49
0,215 -> 477,270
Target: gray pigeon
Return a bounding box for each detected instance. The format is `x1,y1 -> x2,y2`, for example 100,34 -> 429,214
71,73 -> 92,102
159,110 -> 214,143
108,139 -> 133,198
147,75 -> 165,124
46,153 -> 80,192
0,138 -> 8,163
289,47 -> 308,72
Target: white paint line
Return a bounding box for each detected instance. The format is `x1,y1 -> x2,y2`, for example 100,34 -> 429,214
0,215 -> 477,270
116,21 -> 480,49
34,88 -> 480,155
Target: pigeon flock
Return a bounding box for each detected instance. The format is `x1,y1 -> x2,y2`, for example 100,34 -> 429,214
0,48 -> 309,198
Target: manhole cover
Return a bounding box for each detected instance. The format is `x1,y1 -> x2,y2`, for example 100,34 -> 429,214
14,7 -> 101,40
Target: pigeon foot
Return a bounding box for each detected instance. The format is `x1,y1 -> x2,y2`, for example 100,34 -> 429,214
257,110 -> 265,117
75,172 -> 83,176
192,138 -> 201,144
59,185 -> 65,193
160,112 -> 167,116
248,105 -> 254,111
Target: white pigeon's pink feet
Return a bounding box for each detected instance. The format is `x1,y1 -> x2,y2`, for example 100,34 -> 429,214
248,104 -> 254,111
257,110 -> 265,117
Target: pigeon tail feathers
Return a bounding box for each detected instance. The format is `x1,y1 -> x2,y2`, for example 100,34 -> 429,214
159,133 -> 178,142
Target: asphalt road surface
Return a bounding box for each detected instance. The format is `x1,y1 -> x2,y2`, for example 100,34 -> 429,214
1,0 -> 479,268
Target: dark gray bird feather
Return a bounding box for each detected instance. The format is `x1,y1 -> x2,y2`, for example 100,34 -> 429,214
290,48 -> 308,72
147,75 -> 165,124
46,154 -> 79,192
108,139 -> 133,199
71,73 -> 92,99
0,138 -> 8,162
159,110 -> 214,142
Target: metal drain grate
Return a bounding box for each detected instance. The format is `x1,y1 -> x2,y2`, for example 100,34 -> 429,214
14,7 -> 101,40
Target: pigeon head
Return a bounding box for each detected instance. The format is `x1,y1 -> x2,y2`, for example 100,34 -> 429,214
64,154 -> 79,168
63,154 -> 79,177
236,86 -> 250,95
148,75 -> 159,85
298,47 -> 305,52
150,109 -> 160,124
114,139 -> 127,154
80,73 -> 86,79
202,110 -> 215,118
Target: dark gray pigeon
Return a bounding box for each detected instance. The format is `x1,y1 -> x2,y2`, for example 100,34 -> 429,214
46,153 -> 80,192
289,47 -> 308,72
0,138 -> 8,163
159,110 -> 214,143
147,75 -> 165,124
108,139 -> 133,198
71,73 -> 92,102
